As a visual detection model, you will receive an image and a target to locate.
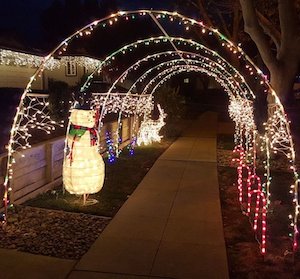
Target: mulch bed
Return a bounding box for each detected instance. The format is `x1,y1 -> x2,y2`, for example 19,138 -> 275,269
0,206 -> 110,259
217,136 -> 300,279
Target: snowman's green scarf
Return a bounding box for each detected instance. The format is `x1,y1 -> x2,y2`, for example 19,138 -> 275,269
69,124 -> 88,137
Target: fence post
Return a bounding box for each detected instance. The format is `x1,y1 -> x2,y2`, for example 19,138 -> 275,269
130,116 -> 133,139
45,142 -> 54,183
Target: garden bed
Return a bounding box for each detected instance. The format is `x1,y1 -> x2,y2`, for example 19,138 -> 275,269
217,133 -> 300,278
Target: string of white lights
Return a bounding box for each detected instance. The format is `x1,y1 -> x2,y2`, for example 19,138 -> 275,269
0,49 -> 101,72
90,93 -> 153,116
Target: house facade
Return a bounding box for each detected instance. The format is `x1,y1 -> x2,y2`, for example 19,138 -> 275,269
0,48 -> 103,91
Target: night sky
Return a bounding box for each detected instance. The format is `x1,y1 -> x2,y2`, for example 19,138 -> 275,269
0,0 -> 175,43
0,0 -> 54,39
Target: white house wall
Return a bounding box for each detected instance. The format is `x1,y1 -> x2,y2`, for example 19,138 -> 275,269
0,64 -> 43,90
44,65 -> 86,89
0,63 -> 89,91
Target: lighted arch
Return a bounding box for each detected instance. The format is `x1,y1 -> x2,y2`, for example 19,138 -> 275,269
100,48 -> 253,125
128,64 -> 249,142
97,50 -> 254,146
81,36 -> 256,100
102,51 -> 254,156
82,35 -> 258,134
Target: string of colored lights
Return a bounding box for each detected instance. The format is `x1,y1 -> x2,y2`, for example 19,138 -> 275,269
82,37 -> 253,155
81,36 -> 255,100
105,131 -> 117,163
141,65 -> 241,97
128,54 -> 247,104
78,35 -> 258,138
148,67 -> 240,101
125,58 -> 242,97
105,51 -> 249,154
73,11 -> 265,98
111,56 -> 246,152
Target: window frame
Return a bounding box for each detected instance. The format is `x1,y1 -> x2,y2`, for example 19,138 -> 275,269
65,61 -> 77,76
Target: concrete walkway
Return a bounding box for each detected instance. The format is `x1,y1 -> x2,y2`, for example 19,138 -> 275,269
69,112 -> 229,279
0,248 -> 75,279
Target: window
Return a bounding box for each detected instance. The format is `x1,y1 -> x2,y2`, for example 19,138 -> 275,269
184,78 -> 189,84
65,61 -> 77,76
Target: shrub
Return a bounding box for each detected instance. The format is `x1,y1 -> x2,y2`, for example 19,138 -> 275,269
48,79 -> 72,122
153,85 -> 186,139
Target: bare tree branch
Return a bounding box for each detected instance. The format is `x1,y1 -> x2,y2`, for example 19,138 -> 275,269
278,0 -> 300,62
216,10 -> 232,40
195,0 -> 214,27
278,0 -> 298,43
256,11 -> 281,53
185,0 -> 203,13
232,0 -> 240,43
239,0 -> 277,70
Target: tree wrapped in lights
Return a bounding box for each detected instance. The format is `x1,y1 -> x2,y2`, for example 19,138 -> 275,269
137,104 -> 166,146
63,108 -> 105,202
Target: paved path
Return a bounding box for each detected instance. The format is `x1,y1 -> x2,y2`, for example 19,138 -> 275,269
69,111 -> 229,279
0,248 -> 75,279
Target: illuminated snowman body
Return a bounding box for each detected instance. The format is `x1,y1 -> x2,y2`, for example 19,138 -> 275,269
63,109 -> 105,195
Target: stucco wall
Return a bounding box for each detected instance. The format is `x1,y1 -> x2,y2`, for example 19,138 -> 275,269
44,64 -> 86,89
0,63 -> 88,90
0,64 -> 43,90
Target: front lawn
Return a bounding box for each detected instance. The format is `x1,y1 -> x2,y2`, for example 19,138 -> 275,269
25,140 -> 173,217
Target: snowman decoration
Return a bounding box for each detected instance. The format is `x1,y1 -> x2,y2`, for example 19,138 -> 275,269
63,108 -> 105,204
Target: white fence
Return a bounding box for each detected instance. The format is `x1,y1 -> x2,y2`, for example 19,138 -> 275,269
0,117 -> 134,205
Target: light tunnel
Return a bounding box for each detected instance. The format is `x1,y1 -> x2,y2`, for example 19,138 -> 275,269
111,61 -> 251,154
90,45 -> 256,144
92,50 -> 252,161
2,9 -> 299,255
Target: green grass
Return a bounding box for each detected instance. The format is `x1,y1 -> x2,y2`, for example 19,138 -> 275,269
24,140 -> 173,217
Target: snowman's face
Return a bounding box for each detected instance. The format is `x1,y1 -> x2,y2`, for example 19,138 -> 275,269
70,109 -> 96,128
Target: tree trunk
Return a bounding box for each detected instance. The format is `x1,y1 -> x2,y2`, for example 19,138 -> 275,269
270,59 -> 298,106
269,59 -> 300,163
232,0 -> 240,44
